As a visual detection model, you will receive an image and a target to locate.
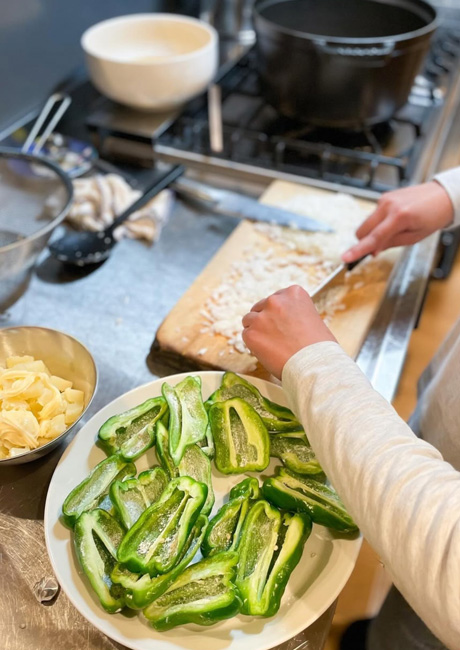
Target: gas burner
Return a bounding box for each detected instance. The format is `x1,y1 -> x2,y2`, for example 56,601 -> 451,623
86,26 -> 460,193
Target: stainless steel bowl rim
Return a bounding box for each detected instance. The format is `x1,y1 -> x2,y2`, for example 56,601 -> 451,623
0,325 -> 98,463
0,147 -> 73,254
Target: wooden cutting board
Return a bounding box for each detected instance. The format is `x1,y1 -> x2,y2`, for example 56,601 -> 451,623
151,181 -> 400,380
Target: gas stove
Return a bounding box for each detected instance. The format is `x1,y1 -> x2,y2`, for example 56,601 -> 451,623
85,17 -> 460,195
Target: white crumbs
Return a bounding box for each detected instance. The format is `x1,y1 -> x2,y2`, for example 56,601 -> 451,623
202,191 -> 370,355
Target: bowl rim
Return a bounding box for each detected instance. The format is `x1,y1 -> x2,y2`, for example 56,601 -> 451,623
81,13 -> 219,65
0,147 -> 73,255
0,325 -> 98,463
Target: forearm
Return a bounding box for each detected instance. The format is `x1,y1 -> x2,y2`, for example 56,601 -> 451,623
282,342 -> 460,650
434,166 -> 460,228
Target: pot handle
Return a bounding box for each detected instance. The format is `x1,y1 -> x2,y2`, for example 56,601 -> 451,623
316,40 -> 395,58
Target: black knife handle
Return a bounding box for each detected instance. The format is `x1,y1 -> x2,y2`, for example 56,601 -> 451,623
346,254 -> 369,271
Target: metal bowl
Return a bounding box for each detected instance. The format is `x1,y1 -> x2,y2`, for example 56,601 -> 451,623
0,326 -> 97,465
0,148 -> 73,310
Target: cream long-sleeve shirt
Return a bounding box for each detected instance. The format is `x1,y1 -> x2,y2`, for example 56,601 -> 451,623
281,167 -> 460,650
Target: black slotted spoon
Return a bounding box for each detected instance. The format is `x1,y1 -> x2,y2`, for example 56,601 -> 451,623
49,165 -> 184,266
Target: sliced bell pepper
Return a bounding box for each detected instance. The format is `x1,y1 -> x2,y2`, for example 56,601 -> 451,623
178,444 -> 215,516
263,472 -> 358,533
143,551 -> 241,630
62,454 -> 136,528
111,514 -> 208,609
270,435 -> 323,476
117,476 -> 207,575
235,499 -> 311,616
162,376 -> 208,466
201,477 -> 260,557
229,476 -> 260,500
198,423 -> 215,459
74,508 -> 126,613
155,421 -> 179,479
207,372 -> 301,433
208,397 -> 270,474
277,465 -> 327,485
110,466 -> 168,529
270,428 -> 308,441
98,397 -> 167,461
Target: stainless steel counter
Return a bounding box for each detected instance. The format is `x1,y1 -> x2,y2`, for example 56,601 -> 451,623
0,200 -> 336,650
2,36 -> 460,648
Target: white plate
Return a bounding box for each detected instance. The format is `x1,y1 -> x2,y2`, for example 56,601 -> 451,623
45,371 -> 361,650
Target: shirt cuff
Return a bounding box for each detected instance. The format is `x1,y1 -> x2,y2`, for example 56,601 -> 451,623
434,167 -> 460,229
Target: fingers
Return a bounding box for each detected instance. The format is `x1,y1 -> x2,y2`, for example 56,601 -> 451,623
242,311 -> 258,328
249,297 -> 267,313
343,234 -> 381,262
355,203 -> 387,240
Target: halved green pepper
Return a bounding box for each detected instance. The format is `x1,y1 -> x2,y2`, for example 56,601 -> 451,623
155,421 -> 179,479
143,551 -> 241,630
207,372 -> 301,433
98,397 -> 167,461
162,376 -> 208,466
62,454 -> 136,527
74,508 -> 126,613
201,477 -> 260,557
110,466 -> 168,529
178,444 -> 215,516
208,397 -> 270,474
198,423 -> 215,459
235,499 -> 311,616
111,514 -> 208,609
270,435 -> 323,476
263,472 -> 358,533
117,476 -> 207,575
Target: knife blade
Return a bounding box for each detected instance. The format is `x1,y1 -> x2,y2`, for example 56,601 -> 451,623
173,177 -> 334,233
311,255 -> 368,305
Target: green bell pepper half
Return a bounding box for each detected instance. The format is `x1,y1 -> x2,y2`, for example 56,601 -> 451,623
178,444 -> 215,516
111,514 -> 208,609
229,476 -> 260,500
198,423 -> 215,459
74,508 -> 126,613
110,466 -> 168,529
143,551 -> 241,630
162,376 -> 208,466
155,421 -> 179,479
263,473 -> 358,533
201,478 -> 260,557
117,476 -> 208,575
208,397 -> 270,474
98,397 -> 167,461
62,454 -> 136,527
235,500 -> 311,616
206,372 -> 300,433
270,435 -> 323,476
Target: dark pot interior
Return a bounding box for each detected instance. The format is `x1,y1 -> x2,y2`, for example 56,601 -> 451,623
256,0 -> 435,40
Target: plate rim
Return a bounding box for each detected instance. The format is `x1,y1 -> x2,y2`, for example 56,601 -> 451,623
44,370 -> 362,650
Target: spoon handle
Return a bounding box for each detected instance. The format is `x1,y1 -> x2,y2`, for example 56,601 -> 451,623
106,165 -> 185,235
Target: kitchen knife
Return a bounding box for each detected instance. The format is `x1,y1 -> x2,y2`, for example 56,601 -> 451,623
311,255 -> 368,304
173,177 -> 333,233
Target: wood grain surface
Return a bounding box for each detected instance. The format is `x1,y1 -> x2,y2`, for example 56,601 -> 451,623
152,181 -> 400,380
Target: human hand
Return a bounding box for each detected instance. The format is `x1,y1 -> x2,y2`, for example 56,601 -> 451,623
343,181 -> 454,263
242,285 -> 336,379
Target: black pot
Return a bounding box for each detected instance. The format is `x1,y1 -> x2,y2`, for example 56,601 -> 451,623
253,0 -> 438,128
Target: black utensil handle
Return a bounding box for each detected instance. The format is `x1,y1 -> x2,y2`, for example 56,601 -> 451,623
346,254 -> 369,271
107,164 -> 185,235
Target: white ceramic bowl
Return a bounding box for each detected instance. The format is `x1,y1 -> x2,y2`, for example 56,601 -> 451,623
81,13 -> 219,111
